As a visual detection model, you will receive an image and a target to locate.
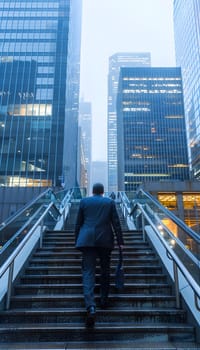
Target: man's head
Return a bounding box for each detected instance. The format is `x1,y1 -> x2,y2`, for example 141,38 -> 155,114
92,183 -> 104,195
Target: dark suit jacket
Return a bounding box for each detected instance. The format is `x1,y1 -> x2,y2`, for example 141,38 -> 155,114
75,194 -> 124,250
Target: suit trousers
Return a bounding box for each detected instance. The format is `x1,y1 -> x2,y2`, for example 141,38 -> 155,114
81,247 -> 112,309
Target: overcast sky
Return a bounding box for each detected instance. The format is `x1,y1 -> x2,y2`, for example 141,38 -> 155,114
79,0 -> 176,161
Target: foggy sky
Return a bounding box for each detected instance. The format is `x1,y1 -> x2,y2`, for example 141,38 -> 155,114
79,0 -> 176,161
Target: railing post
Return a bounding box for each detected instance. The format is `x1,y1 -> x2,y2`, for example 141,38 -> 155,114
142,213 -> 146,241
194,294 -> 200,311
6,262 -> 14,310
62,208 -> 66,230
173,260 -> 181,308
40,219 -> 44,248
123,205 -> 126,219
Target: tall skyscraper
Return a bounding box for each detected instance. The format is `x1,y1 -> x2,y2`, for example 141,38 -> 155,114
173,0 -> 200,180
77,125 -> 87,191
0,0 -> 82,189
79,99 -> 92,193
117,67 -> 190,191
107,52 -> 151,192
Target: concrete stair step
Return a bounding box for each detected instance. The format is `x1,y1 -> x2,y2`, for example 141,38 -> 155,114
25,265 -> 163,274
45,229 -> 141,234
34,251 -> 156,261
34,250 -> 156,258
40,245 -> 151,251
14,283 -> 173,295
0,308 -> 187,324
44,234 -> 143,240
10,294 -> 177,308
29,257 -> 160,266
45,230 -> 142,238
42,239 -> 147,246
20,273 -> 167,284
38,245 -> 151,251
0,323 -> 195,343
2,340 -> 198,350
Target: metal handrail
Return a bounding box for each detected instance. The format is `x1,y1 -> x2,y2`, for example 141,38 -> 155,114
0,188 -> 75,310
0,205 -> 44,257
137,189 -> 200,242
118,191 -> 131,218
145,202 -> 199,266
0,202 -> 54,310
118,191 -> 200,312
0,188 -> 51,230
136,202 -> 200,311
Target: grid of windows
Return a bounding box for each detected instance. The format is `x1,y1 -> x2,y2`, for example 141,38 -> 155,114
117,67 -> 190,191
174,0 -> 200,180
0,0 -> 81,187
107,52 -> 151,192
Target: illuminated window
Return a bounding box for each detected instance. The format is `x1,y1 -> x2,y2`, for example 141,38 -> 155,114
183,194 -> 200,209
158,193 -> 177,210
9,104 -> 52,116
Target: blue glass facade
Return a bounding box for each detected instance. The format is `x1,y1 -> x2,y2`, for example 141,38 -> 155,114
79,99 -> 92,193
0,0 -> 82,188
107,52 -> 151,192
117,67 -> 190,191
173,0 -> 200,180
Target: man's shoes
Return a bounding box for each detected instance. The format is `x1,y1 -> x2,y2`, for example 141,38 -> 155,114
100,297 -> 109,309
85,306 -> 96,327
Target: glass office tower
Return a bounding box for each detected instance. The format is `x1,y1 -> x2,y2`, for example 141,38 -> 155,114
107,52 -> 151,192
173,0 -> 200,180
79,99 -> 92,193
117,67 -> 190,191
0,0 -> 82,188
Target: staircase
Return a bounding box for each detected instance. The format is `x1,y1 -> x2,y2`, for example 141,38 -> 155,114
0,203 -> 198,348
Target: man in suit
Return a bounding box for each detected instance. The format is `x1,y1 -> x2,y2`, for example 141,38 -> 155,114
75,183 -> 124,327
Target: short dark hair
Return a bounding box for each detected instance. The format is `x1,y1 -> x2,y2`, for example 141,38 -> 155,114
92,183 -> 104,195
